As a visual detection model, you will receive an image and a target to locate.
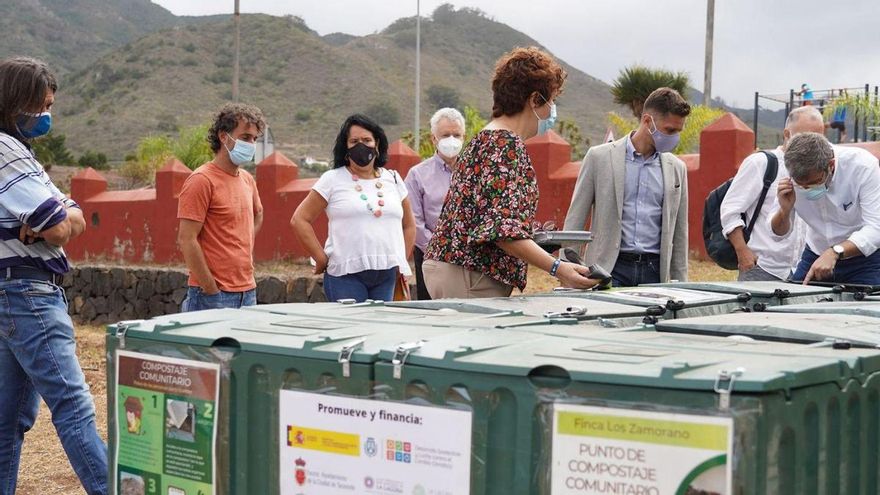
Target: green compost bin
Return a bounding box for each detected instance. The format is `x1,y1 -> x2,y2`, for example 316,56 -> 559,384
547,285 -> 749,319
372,327 -> 880,495
765,301 -> 880,318
106,304 -> 512,495
655,311 -> 880,347
643,280 -> 846,311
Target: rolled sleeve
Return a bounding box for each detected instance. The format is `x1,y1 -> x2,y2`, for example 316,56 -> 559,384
720,154 -> 764,237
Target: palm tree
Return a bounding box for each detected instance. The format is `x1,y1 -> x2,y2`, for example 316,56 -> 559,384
611,65 -> 690,118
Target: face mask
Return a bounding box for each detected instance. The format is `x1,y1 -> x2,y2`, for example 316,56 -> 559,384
18,112 -> 52,139
224,135 -> 256,166
533,98 -> 557,135
348,142 -> 376,167
804,184 -> 828,201
648,114 -> 680,153
436,136 -> 463,158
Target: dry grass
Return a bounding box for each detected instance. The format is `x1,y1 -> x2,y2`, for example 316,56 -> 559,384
20,258 -> 735,492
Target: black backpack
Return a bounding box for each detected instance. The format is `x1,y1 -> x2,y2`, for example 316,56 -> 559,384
702,151 -> 778,270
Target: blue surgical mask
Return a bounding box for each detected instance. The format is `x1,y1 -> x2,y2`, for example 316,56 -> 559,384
648,114 -> 680,153
224,135 -> 256,166
533,95 -> 557,135
18,112 -> 52,139
804,184 -> 828,201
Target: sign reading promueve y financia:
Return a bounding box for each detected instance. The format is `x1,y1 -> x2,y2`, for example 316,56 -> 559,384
279,390 -> 472,495
551,404 -> 733,495
114,350 -> 220,495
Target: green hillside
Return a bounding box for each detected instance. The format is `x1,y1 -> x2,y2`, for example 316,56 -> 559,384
52,6 -> 619,162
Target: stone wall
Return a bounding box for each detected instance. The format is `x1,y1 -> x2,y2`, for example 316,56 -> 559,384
63,266 -> 326,325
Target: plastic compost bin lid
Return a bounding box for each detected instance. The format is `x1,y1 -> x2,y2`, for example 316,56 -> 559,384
387,296 -> 652,320
642,281 -> 838,298
106,306 -> 475,364
376,332 -> 880,393
546,286 -> 744,308
765,301 -> 880,317
655,312 -> 880,347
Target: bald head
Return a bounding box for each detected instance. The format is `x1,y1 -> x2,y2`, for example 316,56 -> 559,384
784,106 -> 825,134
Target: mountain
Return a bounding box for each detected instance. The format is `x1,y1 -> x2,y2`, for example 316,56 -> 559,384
50,5 -> 620,161
0,0 -> 183,76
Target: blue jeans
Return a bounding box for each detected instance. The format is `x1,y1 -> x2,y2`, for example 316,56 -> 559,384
181,287 -> 256,312
0,279 -> 107,495
791,247 -> 880,285
611,256 -> 661,287
323,268 -> 398,303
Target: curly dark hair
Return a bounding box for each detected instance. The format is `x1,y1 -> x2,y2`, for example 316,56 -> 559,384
643,87 -> 691,118
0,56 -> 58,142
491,46 -> 566,118
207,103 -> 266,152
332,114 -> 389,168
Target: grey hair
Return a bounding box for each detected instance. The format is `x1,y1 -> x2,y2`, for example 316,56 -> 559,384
429,107 -> 465,135
784,106 -> 823,129
784,132 -> 834,182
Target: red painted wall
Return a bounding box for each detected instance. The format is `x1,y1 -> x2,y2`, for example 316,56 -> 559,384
67,114 -> 880,264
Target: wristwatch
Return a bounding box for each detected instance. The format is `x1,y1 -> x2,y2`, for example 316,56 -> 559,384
832,244 -> 845,259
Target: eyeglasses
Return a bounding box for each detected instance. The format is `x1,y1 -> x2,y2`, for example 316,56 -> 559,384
793,170 -> 830,190
532,220 -> 557,233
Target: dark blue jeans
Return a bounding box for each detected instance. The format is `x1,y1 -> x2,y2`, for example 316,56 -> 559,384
181,287 -> 257,312
0,279 -> 107,495
791,247 -> 880,285
323,268 -> 398,303
611,256 -> 661,287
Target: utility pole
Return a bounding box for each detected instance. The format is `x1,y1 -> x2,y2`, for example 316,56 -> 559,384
232,0 -> 240,102
703,0 -> 715,106
414,0 -> 421,153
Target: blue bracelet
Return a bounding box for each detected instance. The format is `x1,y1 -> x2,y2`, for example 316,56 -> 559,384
549,259 -> 562,277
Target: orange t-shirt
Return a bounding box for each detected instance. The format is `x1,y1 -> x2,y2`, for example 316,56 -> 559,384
177,162 -> 263,292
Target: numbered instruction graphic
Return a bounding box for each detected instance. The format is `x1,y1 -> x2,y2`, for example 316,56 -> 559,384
279,390 -> 472,494
114,350 -> 220,495
551,404 -> 733,495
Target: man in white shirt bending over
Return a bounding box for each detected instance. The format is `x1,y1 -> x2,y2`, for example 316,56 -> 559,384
720,106 -> 823,281
770,131 -> 880,284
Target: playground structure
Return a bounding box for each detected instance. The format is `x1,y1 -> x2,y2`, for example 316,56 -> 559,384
753,83 -> 879,147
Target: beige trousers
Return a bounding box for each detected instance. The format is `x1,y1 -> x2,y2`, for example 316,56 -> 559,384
422,260 -> 514,299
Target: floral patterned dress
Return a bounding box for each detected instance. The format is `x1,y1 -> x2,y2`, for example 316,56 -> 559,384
424,129 -> 537,290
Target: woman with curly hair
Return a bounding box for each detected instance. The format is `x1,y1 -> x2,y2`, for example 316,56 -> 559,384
423,46 -> 599,298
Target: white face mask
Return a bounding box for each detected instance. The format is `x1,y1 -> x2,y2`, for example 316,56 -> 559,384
436,136 -> 463,158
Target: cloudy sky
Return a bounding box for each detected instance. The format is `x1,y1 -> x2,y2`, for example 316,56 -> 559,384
153,0 -> 880,109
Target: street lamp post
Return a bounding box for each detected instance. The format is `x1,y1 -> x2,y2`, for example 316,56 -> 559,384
703,0 -> 715,106
414,0 -> 421,153
233,0 -> 240,102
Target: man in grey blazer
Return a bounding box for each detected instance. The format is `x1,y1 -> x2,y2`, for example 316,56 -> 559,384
564,87 -> 691,286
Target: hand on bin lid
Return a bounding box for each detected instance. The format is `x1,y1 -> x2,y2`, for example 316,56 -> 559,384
559,247 -> 612,289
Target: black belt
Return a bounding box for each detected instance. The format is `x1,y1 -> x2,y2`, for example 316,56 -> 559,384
4,266 -> 62,285
617,252 -> 660,262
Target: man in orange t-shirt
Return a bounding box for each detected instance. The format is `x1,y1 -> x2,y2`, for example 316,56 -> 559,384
177,103 -> 265,311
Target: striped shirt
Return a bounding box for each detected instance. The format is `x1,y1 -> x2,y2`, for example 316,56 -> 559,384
0,132 -> 78,274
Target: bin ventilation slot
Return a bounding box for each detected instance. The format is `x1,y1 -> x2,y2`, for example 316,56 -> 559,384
211,337 -> 241,355
527,365 -> 571,389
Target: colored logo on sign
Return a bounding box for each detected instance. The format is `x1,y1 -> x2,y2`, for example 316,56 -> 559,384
385,438 -> 412,463
364,437 -> 378,457
295,458 -> 307,486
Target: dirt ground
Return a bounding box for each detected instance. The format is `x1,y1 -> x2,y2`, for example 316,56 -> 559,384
15,259 -> 733,494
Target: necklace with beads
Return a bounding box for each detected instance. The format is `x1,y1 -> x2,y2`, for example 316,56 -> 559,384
350,167 -> 385,218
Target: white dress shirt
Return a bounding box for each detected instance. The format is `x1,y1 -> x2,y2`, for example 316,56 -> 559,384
721,148 -> 805,279
769,145 -> 880,257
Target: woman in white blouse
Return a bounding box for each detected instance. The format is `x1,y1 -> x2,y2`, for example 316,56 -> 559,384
291,114 -> 415,302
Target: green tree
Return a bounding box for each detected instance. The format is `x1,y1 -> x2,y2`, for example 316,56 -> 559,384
555,119 -> 590,161
606,105 -> 725,155
120,124 -> 212,186
611,65 -> 690,118
32,132 -> 75,168
77,150 -> 108,170
365,100 -> 400,125
426,84 -> 461,109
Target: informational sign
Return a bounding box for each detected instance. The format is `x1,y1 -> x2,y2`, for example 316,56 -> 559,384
114,350 -> 220,495
279,390 -> 472,494
551,404 -> 733,495
610,287 -> 721,304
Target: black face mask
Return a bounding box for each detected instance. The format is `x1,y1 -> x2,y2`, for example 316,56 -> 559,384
347,142 -> 376,167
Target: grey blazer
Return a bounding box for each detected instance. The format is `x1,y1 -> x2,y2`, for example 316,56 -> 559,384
562,136 -> 689,282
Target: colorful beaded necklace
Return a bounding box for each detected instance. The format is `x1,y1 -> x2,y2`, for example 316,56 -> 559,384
350,167 -> 385,218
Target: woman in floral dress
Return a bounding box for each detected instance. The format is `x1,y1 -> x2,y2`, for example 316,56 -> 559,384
423,47 -> 600,298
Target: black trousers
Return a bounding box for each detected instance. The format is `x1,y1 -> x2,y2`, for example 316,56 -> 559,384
413,247 -> 432,300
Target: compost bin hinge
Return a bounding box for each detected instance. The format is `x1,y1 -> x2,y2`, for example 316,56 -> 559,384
392,341 -> 425,379
115,321 -> 134,349
543,306 -> 587,319
338,339 -> 365,378
713,368 -> 745,411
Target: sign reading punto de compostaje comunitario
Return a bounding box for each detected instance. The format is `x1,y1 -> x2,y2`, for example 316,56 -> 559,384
279,390 -> 472,494
114,350 -> 220,495
551,404 -> 733,495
